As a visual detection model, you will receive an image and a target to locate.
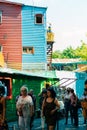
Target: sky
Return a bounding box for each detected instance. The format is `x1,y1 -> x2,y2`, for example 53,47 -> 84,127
9,0 -> 87,51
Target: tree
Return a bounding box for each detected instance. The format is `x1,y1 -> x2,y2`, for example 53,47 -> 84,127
75,42 -> 87,60
61,46 -> 76,58
52,42 -> 87,60
52,50 -> 62,58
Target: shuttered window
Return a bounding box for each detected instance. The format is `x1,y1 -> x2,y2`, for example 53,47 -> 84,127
0,11 -> 2,24
35,14 -> 43,24
23,47 -> 34,54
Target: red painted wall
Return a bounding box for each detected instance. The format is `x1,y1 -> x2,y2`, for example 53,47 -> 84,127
0,2 -> 22,69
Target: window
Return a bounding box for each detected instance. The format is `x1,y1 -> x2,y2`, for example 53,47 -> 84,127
35,14 -> 43,24
23,47 -> 34,54
0,45 -> 2,52
0,11 -> 2,24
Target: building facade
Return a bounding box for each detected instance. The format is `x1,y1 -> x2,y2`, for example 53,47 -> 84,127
0,0 -> 47,70
22,5 -> 47,70
0,0 -> 22,70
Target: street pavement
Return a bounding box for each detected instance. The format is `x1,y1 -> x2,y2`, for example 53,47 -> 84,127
8,115 -> 87,130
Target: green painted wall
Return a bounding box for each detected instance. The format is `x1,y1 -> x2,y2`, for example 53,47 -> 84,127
6,76 -> 58,121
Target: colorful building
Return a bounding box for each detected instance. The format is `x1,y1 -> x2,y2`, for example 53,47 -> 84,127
0,0 -> 47,70
0,0 -> 22,70
22,5 -> 47,70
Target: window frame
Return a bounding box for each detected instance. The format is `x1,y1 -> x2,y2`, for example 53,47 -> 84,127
0,11 -> 2,24
22,46 -> 34,54
0,77 -> 12,99
35,14 -> 43,24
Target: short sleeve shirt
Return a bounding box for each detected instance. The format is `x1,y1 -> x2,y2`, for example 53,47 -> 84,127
16,95 -> 33,117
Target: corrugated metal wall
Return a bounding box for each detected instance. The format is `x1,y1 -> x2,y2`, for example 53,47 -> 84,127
0,2 -> 22,69
75,72 -> 87,98
22,6 -> 47,70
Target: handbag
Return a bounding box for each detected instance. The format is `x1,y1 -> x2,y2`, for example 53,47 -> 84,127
57,110 -> 65,120
17,109 -> 23,116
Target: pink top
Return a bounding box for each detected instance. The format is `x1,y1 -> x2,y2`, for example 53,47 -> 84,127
70,94 -> 77,106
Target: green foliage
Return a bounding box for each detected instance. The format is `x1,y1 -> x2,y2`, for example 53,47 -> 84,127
52,42 -> 87,60
75,42 -> 87,60
62,46 -> 76,58
52,50 -> 62,58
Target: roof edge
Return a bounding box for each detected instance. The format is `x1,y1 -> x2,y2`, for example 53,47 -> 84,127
23,4 -> 47,9
0,0 -> 23,6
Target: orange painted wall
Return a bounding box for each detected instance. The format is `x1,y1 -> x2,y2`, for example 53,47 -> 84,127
0,2 -> 22,69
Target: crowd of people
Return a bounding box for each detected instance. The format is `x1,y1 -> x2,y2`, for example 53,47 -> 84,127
15,81 -> 87,130
64,88 -> 79,126
0,80 -> 87,130
63,80 -> 87,127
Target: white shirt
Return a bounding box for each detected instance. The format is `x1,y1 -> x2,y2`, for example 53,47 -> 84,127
16,95 -> 33,117
64,92 -> 72,100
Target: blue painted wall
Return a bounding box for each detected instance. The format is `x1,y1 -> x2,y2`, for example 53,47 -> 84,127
22,5 -> 47,70
75,72 -> 87,98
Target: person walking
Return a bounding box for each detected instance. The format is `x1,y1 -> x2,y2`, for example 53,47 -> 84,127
70,89 -> 79,127
16,85 -> 34,130
64,88 -> 72,125
39,89 -> 47,130
28,89 -> 36,129
0,81 -> 8,130
81,80 -> 87,124
42,87 -> 60,130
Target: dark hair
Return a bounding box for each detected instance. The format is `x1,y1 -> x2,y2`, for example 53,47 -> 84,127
46,83 -> 50,89
67,88 -> 71,93
70,89 -> 74,93
70,89 -> 76,98
42,89 -> 47,95
47,87 -> 56,98
85,80 -> 87,85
